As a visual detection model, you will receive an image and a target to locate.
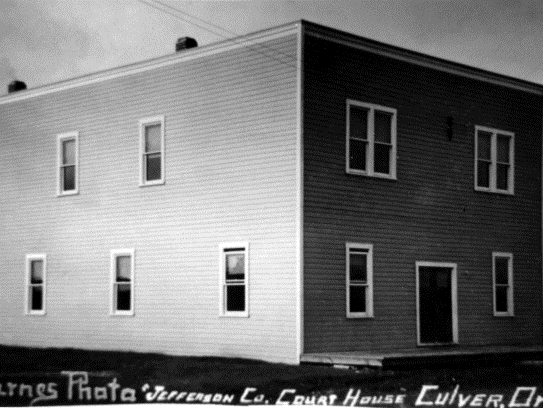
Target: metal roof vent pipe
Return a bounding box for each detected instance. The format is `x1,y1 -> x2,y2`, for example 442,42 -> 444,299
8,80 -> 27,94
176,37 -> 198,52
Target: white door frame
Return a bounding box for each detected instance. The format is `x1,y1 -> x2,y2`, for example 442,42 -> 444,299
415,262 -> 459,346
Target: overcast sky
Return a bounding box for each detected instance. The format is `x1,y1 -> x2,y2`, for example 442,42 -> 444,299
1,0 -> 543,95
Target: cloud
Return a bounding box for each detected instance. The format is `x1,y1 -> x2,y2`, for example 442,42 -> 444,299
397,0 -> 543,78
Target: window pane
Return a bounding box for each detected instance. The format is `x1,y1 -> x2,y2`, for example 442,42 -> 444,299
145,124 -> 161,152
116,256 -> 131,282
226,253 -> 245,280
145,153 -> 162,181
30,260 -> 43,284
477,132 -> 491,160
495,257 -> 509,285
350,253 -> 367,282
374,111 -> 392,143
497,135 -> 510,163
374,143 -> 391,174
226,285 -> 245,311
62,166 -> 75,191
495,286 -> 508,312
62,139 -> 75,165
477,161 -> 490,187
349,286 -> 366,313
496,164 -> 509,190
31,286 -> 43,311
350,139 -> 367,171
116,283 -> 131,311
350,106 -> 368,140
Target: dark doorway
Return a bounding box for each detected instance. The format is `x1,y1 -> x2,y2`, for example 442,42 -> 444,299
418,266 -> 454,344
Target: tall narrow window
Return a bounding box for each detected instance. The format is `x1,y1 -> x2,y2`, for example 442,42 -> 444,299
219,243 -> 249,317
493,252 -> 513,316
475,126 -> 514,194
346,243 -> 373,318
57,132 -> 79,195
111,249 -> 135,316
346,100 -> 397,179
139,116 -> 165,186
26,254 -> 46,315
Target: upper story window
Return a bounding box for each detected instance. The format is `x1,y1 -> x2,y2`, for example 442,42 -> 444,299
219,243 -> 249,317
57,132 -> 79,196
346,243 -> 374,318
110,249 -> 135,316
475,126 -> 514,195
493,252 -> 514,317
346,100 -> 397,179
26,254 -> 46,315
139,116 -> 165,186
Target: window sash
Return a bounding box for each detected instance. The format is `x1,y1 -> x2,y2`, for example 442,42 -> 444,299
26,254 -> 46,315
220,244 -> 249,317
475,127 -> 514,194
347,100 -> 396,179
57,132 -> 79,195
346,244 -> 373,318
111,250 -> 135,316
493,253 -> 513,316
140,117 -> 164,185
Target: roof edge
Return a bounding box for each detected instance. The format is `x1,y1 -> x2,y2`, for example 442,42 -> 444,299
300,20 -> 543,96
0,21 -> 300,105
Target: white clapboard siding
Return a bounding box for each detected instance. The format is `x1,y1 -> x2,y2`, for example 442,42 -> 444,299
0,31 -> 300,364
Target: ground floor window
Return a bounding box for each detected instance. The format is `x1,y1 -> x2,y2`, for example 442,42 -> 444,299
25,254 -> 46,315
110,249 -> 135,316
219,243 -> 249,317
493,252 -> 514,316
346,243 -> 373,318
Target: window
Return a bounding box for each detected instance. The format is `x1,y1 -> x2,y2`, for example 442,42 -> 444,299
346,243 -> 373,318
139,116 -> 165,186
57,132 -> 79,196
475,126 -> 514,194
110,249 -> 135,316
346,100 -> 397,179
493,252 -> 513,316
25,254 -> 46,315
219,243 -> 249,317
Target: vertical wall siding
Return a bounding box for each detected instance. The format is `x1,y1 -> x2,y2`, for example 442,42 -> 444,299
0,34 -> 299,363
303,35 -> 542,353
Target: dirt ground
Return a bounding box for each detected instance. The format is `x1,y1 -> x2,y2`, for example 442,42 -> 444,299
0,345 -> 542,406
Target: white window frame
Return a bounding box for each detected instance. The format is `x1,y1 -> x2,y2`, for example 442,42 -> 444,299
57,131 -> 79,196
219,243 -> 249,318
25,254 -> 47,315
492,252 -> 514,317
139,116 -> 165,186
346,243 -> 374,318
110,249 -> 135,316
474,126 -> 515,195
346,100 -> 397,180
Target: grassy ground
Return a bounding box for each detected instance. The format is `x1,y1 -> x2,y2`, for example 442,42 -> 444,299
0,346 -> 542,405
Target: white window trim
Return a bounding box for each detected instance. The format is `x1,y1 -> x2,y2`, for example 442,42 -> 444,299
474,125 -> 515,195
346,100 -> 397,180
56,131 -> 79,196
139,116 -> 165,187
25,254 -> 47,316
110,249 -> 135,316
219,242 -> 249,318
492,252 -> 514,317
415,261 -> 459,346
346,243 -> 374,318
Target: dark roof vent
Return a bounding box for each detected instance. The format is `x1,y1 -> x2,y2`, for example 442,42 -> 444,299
176,37 -> 198,52
8,80 -> 27,94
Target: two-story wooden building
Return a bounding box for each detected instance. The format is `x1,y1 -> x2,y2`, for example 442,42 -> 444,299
0,21 -> 541,365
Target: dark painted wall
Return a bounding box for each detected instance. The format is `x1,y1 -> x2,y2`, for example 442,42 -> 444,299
303,34 -> 542,352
